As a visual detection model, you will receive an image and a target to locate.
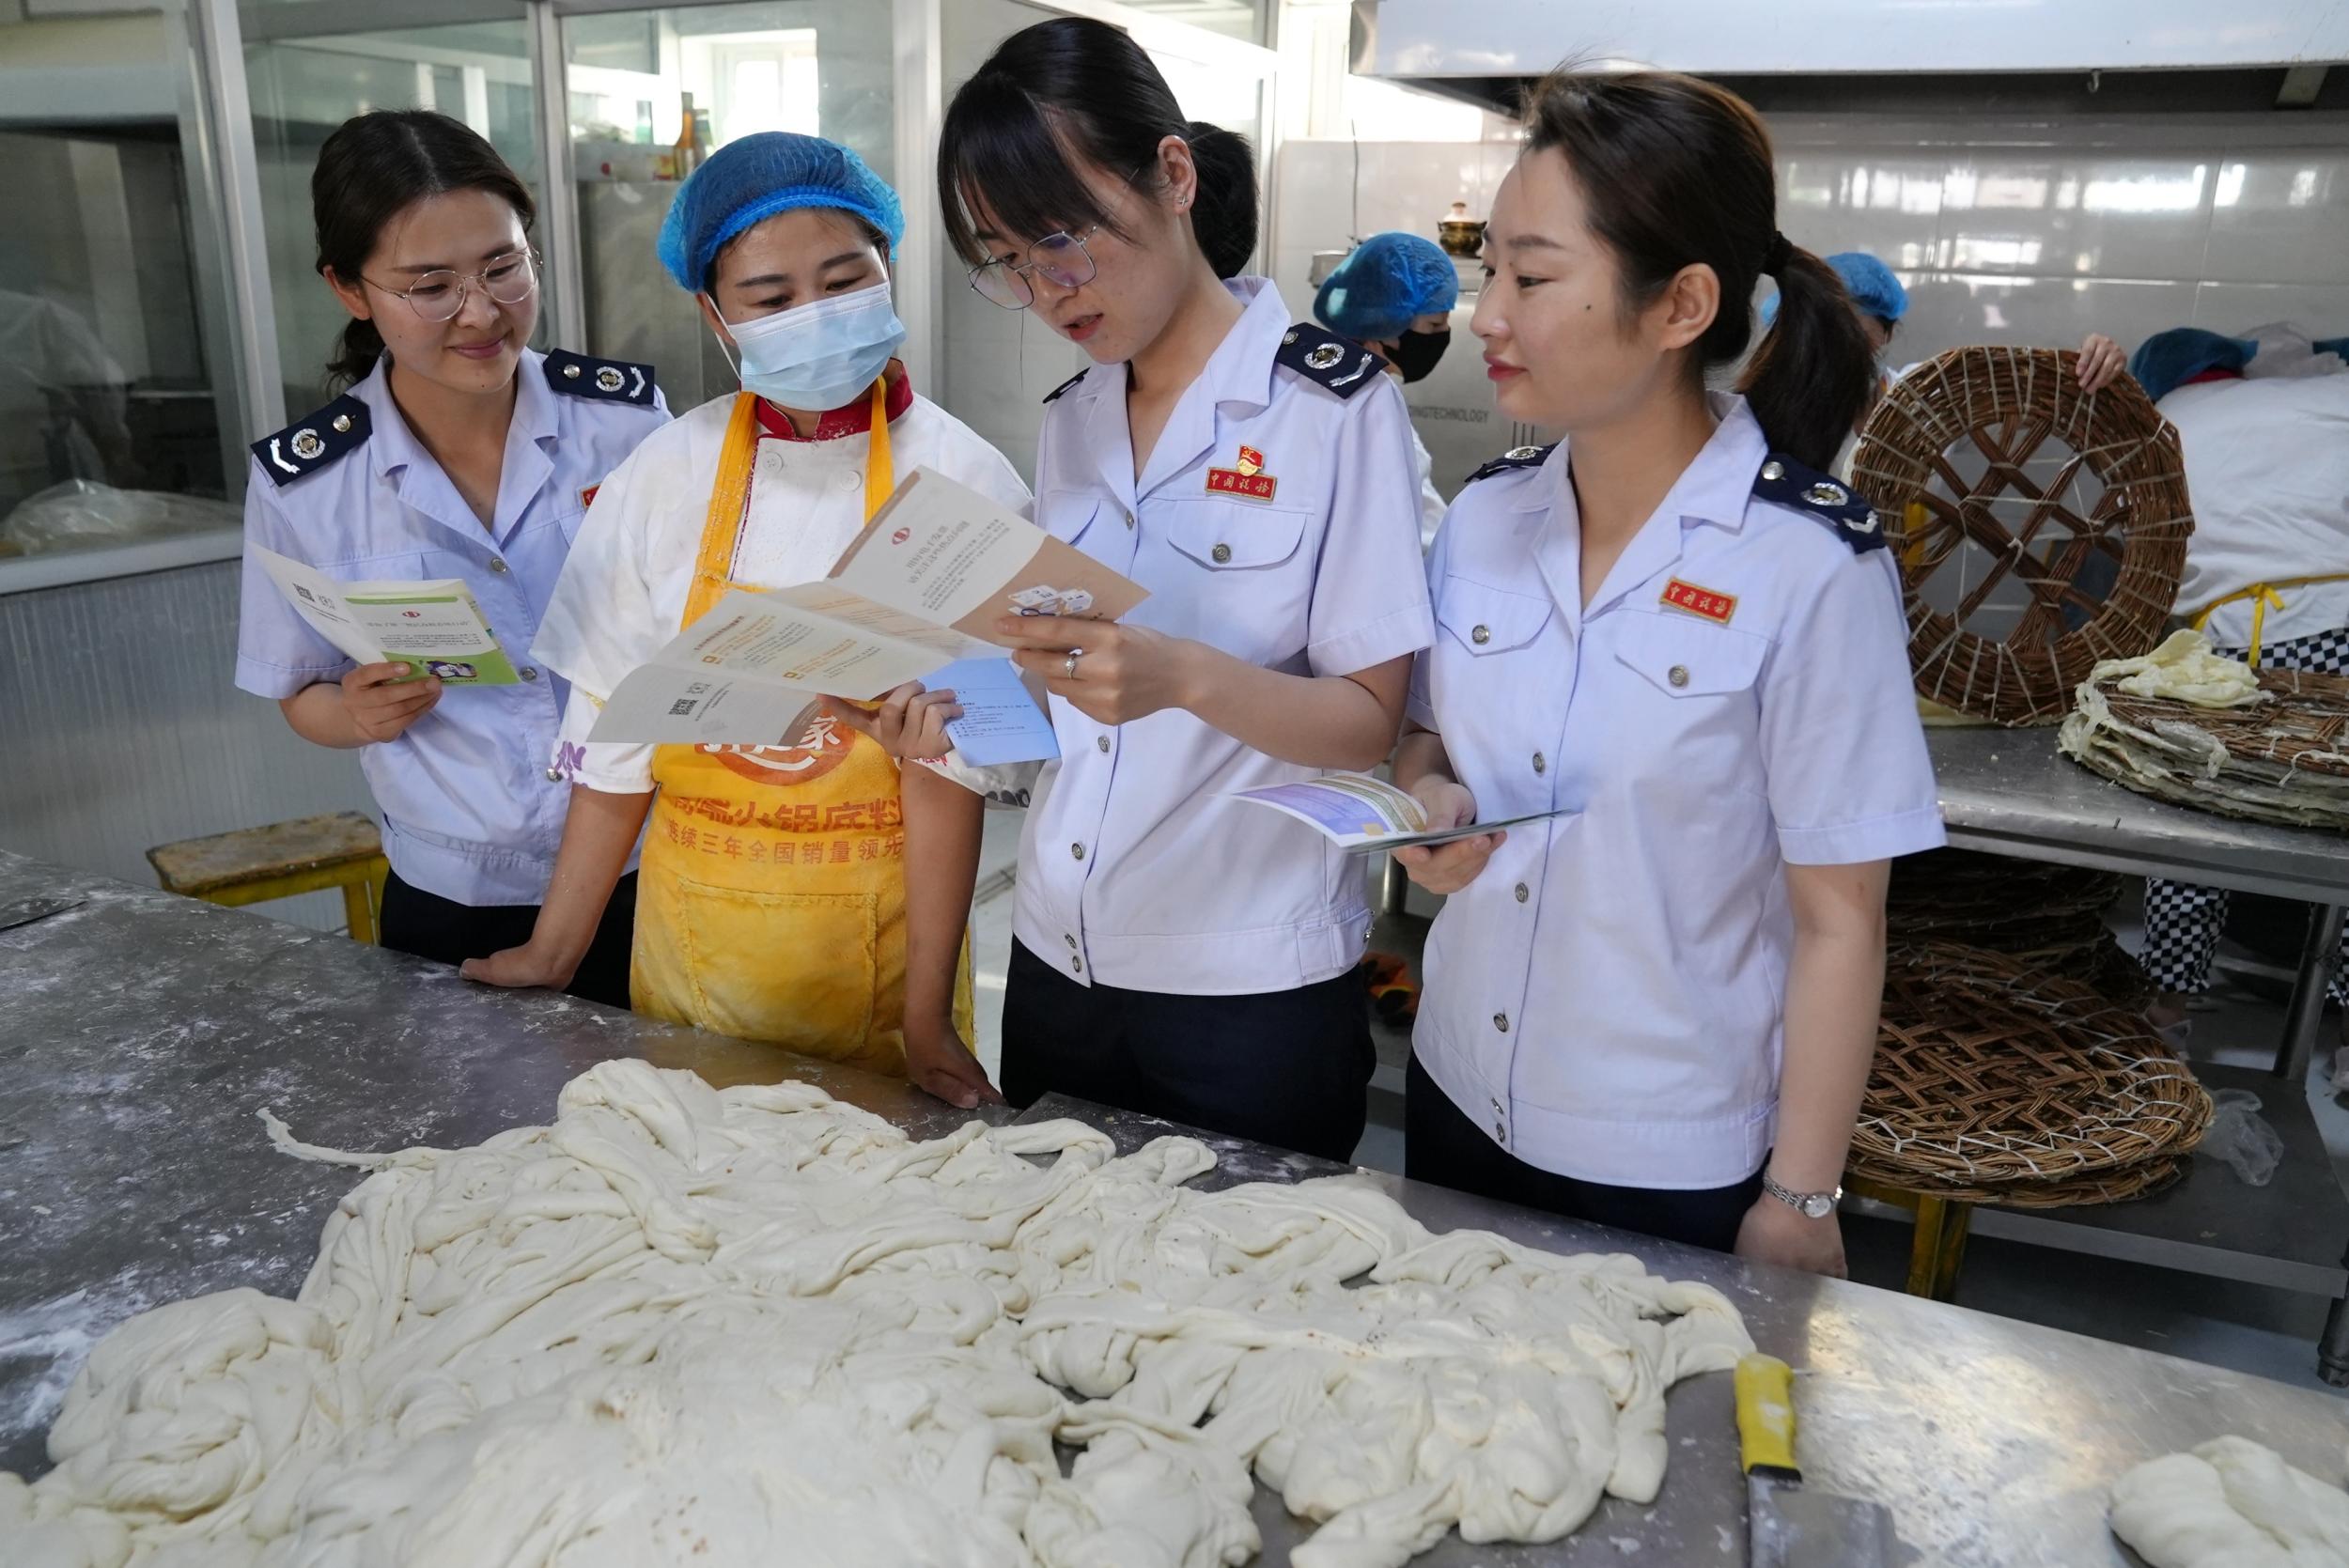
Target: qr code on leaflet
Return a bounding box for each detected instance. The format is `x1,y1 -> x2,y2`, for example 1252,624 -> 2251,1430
669,697 -> 699,717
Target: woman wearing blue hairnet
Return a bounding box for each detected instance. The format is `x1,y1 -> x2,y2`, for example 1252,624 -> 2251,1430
1315,232 -> 1460,544
465,132 -> 1030,1111
1770,252 -> 2126,449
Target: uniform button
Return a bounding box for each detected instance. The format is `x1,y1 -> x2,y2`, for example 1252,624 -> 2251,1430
543,766 -> 563,782
520,666 -> 539,681
1071,955 -> 1083,974
1211,543 -> 1232,564
1070,843 -> 1086,861
489,557 -> 509,573
1532,752 -> 1547,774
1668,664 -> 1690,688
1494,1012 -> 1510,1032
1494,1120 -> 1506,1141
1065,934 -> 1077,949
1470,625 -> 1491,645
1123,509 -> 1136,528
1514,882 -> 1530,903
1096,736 -> 1111,753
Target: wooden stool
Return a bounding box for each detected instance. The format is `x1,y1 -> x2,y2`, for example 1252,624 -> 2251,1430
1845,1174 -> 1973,1302
147,812 -> 390,944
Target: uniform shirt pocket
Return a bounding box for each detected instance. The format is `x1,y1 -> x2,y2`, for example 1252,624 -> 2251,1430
1611,610 -> 1766,698
1166,497 -> 1308,571
1159,498 -> 1312,663
1436,574 -> 1554,656
1038,489 -> 1108,548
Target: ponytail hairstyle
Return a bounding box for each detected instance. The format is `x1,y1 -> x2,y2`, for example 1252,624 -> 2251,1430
938,17 -> 1258,282
312,110 -> 537,389
1519,70 -> 1872,472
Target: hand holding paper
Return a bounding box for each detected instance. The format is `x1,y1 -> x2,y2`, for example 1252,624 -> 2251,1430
587,469 -> 1144,746
252,545 -> 516,685
1230,771 -> 1572,854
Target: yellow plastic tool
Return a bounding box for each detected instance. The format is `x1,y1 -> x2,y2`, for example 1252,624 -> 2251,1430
1736,1354 -> 1895,1567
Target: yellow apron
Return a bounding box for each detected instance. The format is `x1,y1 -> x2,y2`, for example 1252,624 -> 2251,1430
2188,573 -> 2349,669
631,382 -> 968,1072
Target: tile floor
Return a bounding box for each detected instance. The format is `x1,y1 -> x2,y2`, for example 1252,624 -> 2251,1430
966,816 -> 2349,1399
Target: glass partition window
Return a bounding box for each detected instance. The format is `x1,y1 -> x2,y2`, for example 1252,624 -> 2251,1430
0,8 -> 241,562
243,18 -> 543,419
565,3 -> 894,412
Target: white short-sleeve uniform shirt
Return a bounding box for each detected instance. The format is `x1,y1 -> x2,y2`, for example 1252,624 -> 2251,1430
1409,396 -> 1944,1189
1018,278 -> 1435,995
234,349 -> 668,905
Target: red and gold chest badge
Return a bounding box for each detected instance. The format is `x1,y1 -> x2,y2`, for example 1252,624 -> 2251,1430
578,483 -> 602,510
1660,578 -> 1737,624
1206,444 -> 1278,502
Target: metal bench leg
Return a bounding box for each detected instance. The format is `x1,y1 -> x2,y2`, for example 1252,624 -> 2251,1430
2321,1276 -> 2349,1388
2278,903 -> 2346,1081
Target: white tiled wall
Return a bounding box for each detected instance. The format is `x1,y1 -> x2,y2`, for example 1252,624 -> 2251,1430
1264,113 -> 2349,386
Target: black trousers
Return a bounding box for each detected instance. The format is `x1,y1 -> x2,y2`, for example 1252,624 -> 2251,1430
1002,939 -> 1376,1163
379,869 -> 638,1011
1405,1053 -> 1766,1254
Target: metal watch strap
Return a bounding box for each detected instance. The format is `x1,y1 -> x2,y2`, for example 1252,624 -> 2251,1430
1762,1172 -> 1842,1218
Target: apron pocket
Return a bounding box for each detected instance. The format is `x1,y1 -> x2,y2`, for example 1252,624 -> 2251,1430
666,876 -> 880,1052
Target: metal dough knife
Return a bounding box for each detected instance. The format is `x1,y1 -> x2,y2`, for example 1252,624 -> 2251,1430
1737,1353 -> 1896,1567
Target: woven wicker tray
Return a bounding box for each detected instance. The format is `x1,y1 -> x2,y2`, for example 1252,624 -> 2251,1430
1854,346 -> 2192,727
2060,663 -> 2349,830
1855,945 -> 2212,1189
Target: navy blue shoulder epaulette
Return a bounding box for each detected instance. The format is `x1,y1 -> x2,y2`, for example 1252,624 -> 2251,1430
250,394 -> 369,488
544,349 -> 658,407
1463,442 -> 1556,486
1274,323 -> 1382,399
1752,454 -> 1885,553
1042,367 -> 1089,404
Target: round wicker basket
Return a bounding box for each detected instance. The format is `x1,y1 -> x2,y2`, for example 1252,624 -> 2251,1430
1853,346 -> 2193,726
1855,944 -> 2212,1197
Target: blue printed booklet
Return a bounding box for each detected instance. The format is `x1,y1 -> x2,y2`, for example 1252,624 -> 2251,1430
926,657 -> 1060,767
1232,772 -> 1569,853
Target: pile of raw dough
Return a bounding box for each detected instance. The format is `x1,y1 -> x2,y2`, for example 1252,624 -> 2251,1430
1,1061 -> 1750,1568
2110,1436 -> 2349,1568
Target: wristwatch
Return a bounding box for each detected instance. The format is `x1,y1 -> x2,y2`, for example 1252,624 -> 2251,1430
1762,1172 -> 1842,1221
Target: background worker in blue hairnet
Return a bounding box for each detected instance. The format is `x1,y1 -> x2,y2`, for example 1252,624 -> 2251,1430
467,132 -> 1029,1110
1772,251 -> 2127,464
1315,232 -> 1460,545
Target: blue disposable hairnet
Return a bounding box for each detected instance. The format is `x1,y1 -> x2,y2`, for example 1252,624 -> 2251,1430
2128,328 -> 2256,403
657,132 -> 906,293
1761,251 -> 1907,330
1314,232 -> 1460,342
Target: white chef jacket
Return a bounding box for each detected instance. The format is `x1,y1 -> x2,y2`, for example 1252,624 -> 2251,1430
1017,278 -> 1435,995
1409,396 -> 1945,1188
2159,373 -> 2349,650
533,384 -> 1034,793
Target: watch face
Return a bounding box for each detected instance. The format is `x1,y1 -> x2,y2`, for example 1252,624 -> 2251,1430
1802,1193 -> 1836,1220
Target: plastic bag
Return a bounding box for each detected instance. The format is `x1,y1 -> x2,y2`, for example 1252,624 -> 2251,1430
2201,1089 -> 2283,1187
0,479 -> 240,556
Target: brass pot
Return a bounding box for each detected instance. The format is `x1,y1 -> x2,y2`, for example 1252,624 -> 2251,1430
1438,216 -> 1486,257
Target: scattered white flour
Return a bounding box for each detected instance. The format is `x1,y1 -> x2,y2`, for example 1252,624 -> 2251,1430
2110,1436 -> 2349,1568
0,1061 -> 1750,1567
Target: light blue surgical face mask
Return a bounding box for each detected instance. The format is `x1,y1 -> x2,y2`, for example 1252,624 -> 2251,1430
708,278 -> 907,411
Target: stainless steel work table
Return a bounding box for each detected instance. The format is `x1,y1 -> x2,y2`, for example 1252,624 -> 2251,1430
2,848 -> 2337,1564
1927,727 -> 2349,1381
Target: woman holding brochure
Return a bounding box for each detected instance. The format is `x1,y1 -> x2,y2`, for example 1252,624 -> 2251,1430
234,110 -> 668,1004
464,133 -> 1029,1111
911,19 -> 1433,1160
1391,70 -> 1942,1272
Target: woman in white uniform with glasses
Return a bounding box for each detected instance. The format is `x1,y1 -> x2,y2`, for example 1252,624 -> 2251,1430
1393,69 -> 1944,1274
915,18 -> 1433,1161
